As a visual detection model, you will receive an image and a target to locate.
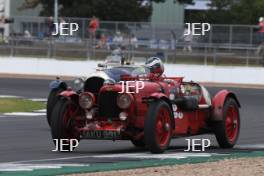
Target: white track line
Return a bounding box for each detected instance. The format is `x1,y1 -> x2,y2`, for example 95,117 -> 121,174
33,109 -> 47,113
29,98 -> 47,102
0,163 -> 89,172
0,95 -> 47,102
3,112 -> 46,116
0,95 -> 22,98
236,144 -> 264,149
1,155 -> 99,164
93,152 -> 228,159
0,152 -> 226,166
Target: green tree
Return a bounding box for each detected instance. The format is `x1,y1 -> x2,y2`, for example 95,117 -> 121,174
230,0 -> 264,24
208,0 -> 233,10
187,0 -> 264,24
20,0 -> 193,21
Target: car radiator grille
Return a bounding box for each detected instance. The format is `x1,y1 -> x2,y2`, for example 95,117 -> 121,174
98,91 -> 121,119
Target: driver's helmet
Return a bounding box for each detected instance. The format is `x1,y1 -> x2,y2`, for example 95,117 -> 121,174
145,57 -> 164,77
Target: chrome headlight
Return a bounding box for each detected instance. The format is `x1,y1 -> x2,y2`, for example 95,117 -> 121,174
119,112 -> 128,121
73,78 -> 85,92
117,93 -> 133,109
79,92 -> 95,109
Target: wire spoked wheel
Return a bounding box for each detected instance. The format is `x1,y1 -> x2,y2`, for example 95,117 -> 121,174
214,98 -> 240,148
155,107 -> 172,147
225,105 -> 239,143
51,98 -> 80,152
144,100 -> 173,153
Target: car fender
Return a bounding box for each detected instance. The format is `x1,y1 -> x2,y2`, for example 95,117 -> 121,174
49,79 -> 67,90
146,92 -> 175,129
58,90 -> 79,103
59,90 -> 78,97
149,92 -> 167,99
211,90 -> 241,121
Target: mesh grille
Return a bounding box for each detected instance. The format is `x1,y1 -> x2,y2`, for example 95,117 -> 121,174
98,91 -> 121,118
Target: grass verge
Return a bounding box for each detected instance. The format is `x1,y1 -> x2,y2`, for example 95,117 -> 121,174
0,98 -> 45,113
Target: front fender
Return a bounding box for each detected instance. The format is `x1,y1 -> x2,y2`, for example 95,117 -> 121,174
58,90 -> 79,104
149,92 -> 167,99
59,90 -> 78,98
143,92 -> 175,129
211,89 -> 240,121
142,92 -> 168,103
49,79 -> 67,90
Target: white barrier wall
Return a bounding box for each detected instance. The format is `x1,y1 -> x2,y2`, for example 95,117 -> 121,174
0,57 -> 264,85
165,64 -> 264,85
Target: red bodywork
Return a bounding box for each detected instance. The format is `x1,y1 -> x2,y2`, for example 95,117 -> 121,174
59,75 -> 240,141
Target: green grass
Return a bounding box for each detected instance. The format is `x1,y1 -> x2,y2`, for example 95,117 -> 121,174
0,98 -> 45,113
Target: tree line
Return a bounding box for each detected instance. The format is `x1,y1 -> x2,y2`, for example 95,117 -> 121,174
20,0 -> 264,24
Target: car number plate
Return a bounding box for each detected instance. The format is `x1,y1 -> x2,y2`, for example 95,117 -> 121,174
82,130 -> 121,139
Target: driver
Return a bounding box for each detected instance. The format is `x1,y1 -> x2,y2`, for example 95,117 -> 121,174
145,57 -> 164,78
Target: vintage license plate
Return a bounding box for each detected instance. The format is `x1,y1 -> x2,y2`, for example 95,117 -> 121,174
81,130 -> 121,139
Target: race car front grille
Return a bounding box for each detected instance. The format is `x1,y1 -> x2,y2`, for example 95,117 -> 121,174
98,91 -> 121,119
84,77 -> 105,93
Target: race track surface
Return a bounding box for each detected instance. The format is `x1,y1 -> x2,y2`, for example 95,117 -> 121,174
0,77 -> 263,164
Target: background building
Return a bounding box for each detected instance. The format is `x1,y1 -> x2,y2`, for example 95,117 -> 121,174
0,0 -> 42,37
151,0 -> 184,26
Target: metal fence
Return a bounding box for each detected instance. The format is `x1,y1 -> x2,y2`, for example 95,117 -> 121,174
0,16 -> 263,66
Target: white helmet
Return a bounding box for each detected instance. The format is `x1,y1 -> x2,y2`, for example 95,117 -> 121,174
145,57 -> 164,77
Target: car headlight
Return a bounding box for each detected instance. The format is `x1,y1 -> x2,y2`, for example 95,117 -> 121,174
79,92 -> 95,109
117,93 -> 133,109
73,78 -> 85,92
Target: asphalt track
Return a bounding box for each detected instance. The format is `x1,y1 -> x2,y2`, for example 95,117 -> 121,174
0,77 -> 264,165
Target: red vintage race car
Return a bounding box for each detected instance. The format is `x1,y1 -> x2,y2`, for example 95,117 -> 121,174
47,62 -> 240,154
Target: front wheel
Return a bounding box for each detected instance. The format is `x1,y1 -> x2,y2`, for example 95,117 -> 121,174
144,100 -> 173,153
214,98 -> 240,148
47,88 -> 64,126
51,98 -> 80,152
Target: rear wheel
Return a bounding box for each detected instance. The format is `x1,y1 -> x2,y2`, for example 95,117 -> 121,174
51,98 -> 80,152
214,98 -> 240,148
144,100 -> 173,153
47,88 -> 64,126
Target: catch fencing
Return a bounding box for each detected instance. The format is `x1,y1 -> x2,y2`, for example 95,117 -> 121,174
0,16 -> 263,66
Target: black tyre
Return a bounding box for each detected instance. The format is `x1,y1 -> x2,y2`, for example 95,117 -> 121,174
144,100 -> 173,153
47,88 -> 64,126
131,139 -> 145,148
214,98 -> 240,148
51,98 -> 80,152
